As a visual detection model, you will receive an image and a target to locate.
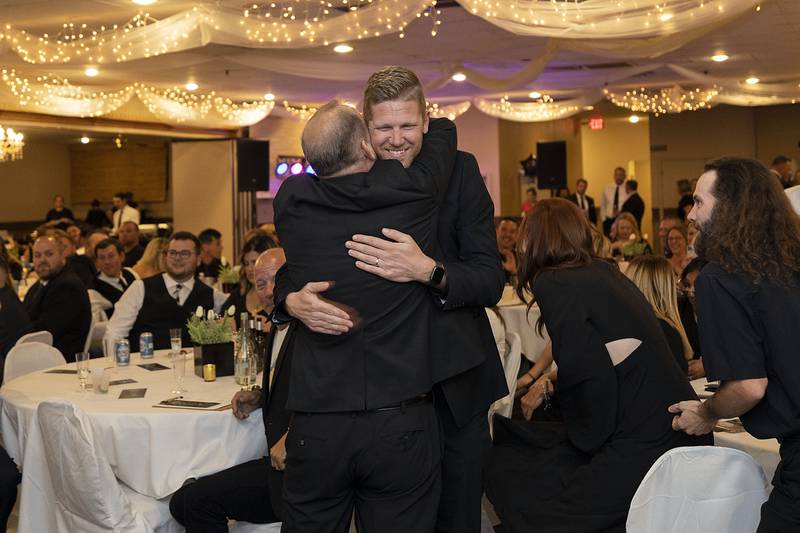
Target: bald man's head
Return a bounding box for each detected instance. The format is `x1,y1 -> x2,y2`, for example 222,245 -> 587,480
301,101 -> 374,177
254,248 -> 286,314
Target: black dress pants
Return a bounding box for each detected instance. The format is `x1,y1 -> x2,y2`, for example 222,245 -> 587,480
0,447 -> 19,533
282,402 -> 442,533
434,397 -> 491,533
169,458 -> 279,533
758,437 -> 800,533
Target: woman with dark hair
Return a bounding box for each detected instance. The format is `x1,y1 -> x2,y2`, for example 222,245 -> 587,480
485,199 -> 709,533
678,257 -> 708,379
224,233 -> 276,321
665,225 -> 691,277
0,255 -> 33,371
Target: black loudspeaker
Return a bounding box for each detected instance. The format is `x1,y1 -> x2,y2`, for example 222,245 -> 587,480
237,139 -> 270,192
536,141 -> 567,190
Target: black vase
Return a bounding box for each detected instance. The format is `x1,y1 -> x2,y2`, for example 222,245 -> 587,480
193,342 -> 235,377
221,282 -> 239,294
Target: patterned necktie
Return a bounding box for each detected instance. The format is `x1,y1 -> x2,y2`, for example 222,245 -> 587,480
579,195 -> 585,210
613,187 -> 619,211
173,284 -> 183,304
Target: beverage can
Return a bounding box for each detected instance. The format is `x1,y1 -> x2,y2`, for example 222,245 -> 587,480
115,339 -> 131,367
139,332 -> 154,358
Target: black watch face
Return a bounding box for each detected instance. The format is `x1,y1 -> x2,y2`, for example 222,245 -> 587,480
430,265 -> 445,285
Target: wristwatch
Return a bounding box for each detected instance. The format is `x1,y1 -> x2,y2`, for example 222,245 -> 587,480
428,263 -> 446,286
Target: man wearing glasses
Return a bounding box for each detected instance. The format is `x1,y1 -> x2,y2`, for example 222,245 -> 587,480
104,231 -> 229,352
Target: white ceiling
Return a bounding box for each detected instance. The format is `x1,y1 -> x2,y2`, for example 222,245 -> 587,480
0,0 -> 798,123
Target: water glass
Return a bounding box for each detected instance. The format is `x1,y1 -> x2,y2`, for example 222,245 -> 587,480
171,350 -> 186,395
91,368 -> 109,393
75,351 -> 90,392
169,328 -> 182,354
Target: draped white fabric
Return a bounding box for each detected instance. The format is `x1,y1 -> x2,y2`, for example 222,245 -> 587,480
475,91 -> 603,122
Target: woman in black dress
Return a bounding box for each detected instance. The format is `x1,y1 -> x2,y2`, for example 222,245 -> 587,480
485,199 -> 710,533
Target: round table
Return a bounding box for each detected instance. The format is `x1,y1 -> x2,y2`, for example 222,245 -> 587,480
1,349 -> 266,533
495,287 -> 549,363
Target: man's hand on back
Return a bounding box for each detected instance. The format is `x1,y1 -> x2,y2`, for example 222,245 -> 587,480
231,390 -> 262,419
285,281 -> 354,335
346,228 -> 435,283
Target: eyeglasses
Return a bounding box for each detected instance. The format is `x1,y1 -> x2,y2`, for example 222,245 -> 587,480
165,250 -> 195,259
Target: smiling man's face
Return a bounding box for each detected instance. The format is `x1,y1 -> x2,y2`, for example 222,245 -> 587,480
366,99 -> 429,168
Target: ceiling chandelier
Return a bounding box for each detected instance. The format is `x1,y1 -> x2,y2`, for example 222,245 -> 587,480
0,127 -> 24,162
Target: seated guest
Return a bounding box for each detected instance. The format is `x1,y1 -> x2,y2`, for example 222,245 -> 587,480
665,225 -> 692,278
118,221 -> 144,268
66,224 -> 86,255
84,228 -> 111,262
47,229 -> 96,288
90,238 -> 139,318
0,246 -> 22,283
485,199 -> 710,533
657,215 -> 681,255
610,211 -> 652,258
197,228 -> 227,279
625,255 -> 693,374
224,234 -> 276,321
22,235 -> 91,362
85,198 -> 111,229
0,255 -> 33,372
496,217 -> 520,282
169,249 -> 293,530
621,179 -> 645,229
104,232 -> 228,352
132,236 -> 168,279
44,194 -> 74,229
678,257 -> 708,380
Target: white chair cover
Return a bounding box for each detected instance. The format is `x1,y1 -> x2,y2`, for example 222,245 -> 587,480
36,399 -> 175,533
488,331 -> 522,433
14,330 -> 53,346
229,521 -> 282,532
84,318 -> 96,353
626,445 -> 769,533
4,341 -> 65,382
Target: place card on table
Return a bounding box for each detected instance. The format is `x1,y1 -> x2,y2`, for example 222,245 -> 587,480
138,363 -> 170,371
109,378 -> 138,386
119,388 -> 148,399
45,369 -> 77,374
154,398 -> 230,411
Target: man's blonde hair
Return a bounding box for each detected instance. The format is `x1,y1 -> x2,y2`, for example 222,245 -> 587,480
363,66 -> 426,123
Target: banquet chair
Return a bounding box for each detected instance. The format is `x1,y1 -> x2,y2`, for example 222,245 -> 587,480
14,330 -> 53,347
626,445 -> 769,533
487,332 -> 522,435
3,341 -> 65,382
36,399 -> 178,533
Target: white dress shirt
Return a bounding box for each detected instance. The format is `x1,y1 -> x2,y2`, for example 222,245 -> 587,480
112,205 -> 141,233
104,273 -> 228,344
601,183 -> 629,221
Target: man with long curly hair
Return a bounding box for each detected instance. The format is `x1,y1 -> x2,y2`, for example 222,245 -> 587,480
668,157 -> 800,533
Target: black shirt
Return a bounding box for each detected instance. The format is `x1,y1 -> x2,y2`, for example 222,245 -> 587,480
45,208 -> 74,223
0,285 -> 33,363
657,318 -> 688,375
86,208 -> 110,228
123,244 -> 145,268
197,258 -> 223,279
696,262 -> 800,439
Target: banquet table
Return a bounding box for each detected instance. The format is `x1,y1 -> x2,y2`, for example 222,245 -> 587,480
494,285 -> 549,362
691,378 -> 781,483
0,349 -> 267,533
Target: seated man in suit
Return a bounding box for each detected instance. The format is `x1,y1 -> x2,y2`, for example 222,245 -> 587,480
46,229 -> 96,288
169,248 -> 294,531
274,103 -> 457,533
104,231 -> 228,352
22,235 -> 91,362
568,178 -> 597,224
90,238 -> 139,318
118,221 -> 145,268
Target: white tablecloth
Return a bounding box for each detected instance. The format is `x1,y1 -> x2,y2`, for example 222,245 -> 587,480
691,378 -> 781,483
495,287 -> 549,362
1,349 -> 267,533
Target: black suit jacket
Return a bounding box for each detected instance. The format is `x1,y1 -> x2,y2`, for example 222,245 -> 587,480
65,254 -> 97,288
568,193 -> 597,225
274,118 -> 459,412
434,151 -> 508,427
22,268 -> 91,362
260,321 -> 296,521
622,192 -> 645,228
0,285 -> 33,365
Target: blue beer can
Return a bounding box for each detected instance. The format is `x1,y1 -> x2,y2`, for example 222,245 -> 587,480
139,332 -> 154,359
115,339 -> 131,367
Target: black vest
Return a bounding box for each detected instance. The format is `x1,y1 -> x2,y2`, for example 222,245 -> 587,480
130,275 -> 214,352
91,270 -> 137,317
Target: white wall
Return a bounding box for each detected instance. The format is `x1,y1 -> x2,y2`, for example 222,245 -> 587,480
455,106 -> 501,215
0,143 -> 70,223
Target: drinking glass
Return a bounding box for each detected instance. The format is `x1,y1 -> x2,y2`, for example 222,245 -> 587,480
102,338 -> 115,370
91,368 -> 109,393
75,351 -> 90,392
169,328 -> 182,355
171,350 -> 186,395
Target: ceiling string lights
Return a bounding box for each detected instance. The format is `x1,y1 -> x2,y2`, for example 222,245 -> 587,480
426,101 -> 471,121
0,126 -> 24,162
474,95 -> 582,122
604,85 -> 720,115
282,101 -> 318,121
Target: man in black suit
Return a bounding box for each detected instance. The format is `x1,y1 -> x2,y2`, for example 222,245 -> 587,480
22,235 -> 91,362
90,238 -> 138,318
278,67 -> 506,533
568,178 -> 597,225
46,229 -> 96,288
118,221 -> 144,268
274,102 -> 458,533
621,179 -> 645,229
169,249 -> 293,531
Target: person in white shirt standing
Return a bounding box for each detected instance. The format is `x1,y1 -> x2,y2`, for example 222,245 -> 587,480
104,231 -> 228,352
111,192 -> 141,235
601,167 -> 629,237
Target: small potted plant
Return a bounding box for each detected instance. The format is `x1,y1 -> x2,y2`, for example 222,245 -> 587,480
217,264 -> 241,294
187,306 -> 236,377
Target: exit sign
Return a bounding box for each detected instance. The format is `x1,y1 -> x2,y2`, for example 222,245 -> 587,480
589,117 -> 604,130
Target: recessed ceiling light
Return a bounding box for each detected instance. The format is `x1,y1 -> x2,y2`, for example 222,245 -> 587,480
185,82 -> 199,91
132,0 -> 156,5
659,13 -> 674,21
80,136 -> 90,144
628,115 -> 640,124
528,91 -> 542,99
84,67 -> 99,77
263,93 -> 275,101
745,77 -> 760,85
711,54 -> 729,62
451,72 -> 467,82
333,44 -> 353,54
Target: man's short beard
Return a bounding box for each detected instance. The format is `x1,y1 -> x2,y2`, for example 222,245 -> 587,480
693,216 -> 715,260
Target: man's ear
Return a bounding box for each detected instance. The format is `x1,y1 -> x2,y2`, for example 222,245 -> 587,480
361,139 -> 376,162
422,112 -> 429,134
